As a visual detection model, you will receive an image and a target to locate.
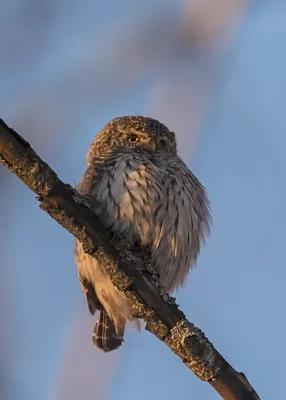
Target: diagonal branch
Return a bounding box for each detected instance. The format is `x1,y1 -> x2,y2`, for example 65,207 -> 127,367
0,119 -> 260,400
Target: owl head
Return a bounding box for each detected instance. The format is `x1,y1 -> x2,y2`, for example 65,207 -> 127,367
87,116 -> 177,165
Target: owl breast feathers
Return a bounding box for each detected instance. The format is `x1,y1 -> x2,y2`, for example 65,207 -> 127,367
75,116 -> 211,352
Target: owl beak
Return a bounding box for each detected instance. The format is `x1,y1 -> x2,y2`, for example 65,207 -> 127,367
142,138 -> 156,152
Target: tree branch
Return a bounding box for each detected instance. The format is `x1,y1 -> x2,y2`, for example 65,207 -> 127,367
0,119 -> 260,400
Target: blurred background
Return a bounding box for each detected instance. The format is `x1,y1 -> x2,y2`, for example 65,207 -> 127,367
0,0 -> 285,399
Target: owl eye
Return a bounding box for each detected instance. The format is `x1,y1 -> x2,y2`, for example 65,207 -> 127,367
127,134 -> 140,142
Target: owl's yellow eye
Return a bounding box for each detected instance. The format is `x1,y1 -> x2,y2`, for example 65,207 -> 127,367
127,134 -> 140,142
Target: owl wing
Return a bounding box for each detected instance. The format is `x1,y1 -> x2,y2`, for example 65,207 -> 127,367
74,239 -> 101,315
150,155 -> 211,291
117,154 -> 210,292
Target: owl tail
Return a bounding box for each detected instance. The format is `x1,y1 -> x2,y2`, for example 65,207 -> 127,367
92,310 -> 125,352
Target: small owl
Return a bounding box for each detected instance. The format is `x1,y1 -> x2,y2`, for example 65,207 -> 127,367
74,116 -> 211,352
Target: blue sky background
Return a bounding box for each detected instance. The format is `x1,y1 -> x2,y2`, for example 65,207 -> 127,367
1,1 -> 286,399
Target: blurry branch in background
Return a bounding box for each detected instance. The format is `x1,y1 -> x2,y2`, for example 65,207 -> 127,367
148,0 -> 250,160
0,121 -> 260,400
181,0 -> 250,48
3,1 -> 250,150
49,302 -> 120,400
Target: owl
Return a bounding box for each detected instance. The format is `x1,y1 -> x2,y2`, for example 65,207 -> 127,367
74,116 -> 211,352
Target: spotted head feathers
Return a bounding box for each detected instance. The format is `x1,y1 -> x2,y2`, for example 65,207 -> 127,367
87,116 -> 177,166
